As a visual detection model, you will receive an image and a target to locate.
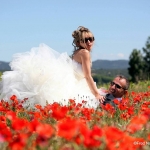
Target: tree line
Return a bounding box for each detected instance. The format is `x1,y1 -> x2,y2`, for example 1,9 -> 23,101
92,68 -> 129,85
128,36 -> 150,83
92,36 -> 150,85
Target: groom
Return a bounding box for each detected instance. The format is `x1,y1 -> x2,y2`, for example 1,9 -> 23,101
100,75 -> 130,108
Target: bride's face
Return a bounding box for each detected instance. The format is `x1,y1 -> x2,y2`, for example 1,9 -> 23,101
79,32 -> 94,51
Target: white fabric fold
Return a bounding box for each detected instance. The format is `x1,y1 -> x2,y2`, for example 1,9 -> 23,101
0,44 -> 100,108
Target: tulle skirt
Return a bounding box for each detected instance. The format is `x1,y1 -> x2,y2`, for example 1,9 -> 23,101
0,44 -> 100,108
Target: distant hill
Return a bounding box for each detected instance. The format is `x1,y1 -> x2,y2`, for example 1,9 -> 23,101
0,59 -> 129,71
0,61 -> 11,71
92,59 -> 129,69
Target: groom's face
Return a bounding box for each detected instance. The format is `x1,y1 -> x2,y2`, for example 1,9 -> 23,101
108,77 -> 127,98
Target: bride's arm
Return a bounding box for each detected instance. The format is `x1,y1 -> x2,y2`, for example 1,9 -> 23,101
80,50 -> 105,102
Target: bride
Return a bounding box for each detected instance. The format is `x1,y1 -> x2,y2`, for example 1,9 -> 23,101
0,26 -> 105,108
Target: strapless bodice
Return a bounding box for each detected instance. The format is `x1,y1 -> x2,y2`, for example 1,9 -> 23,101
72,60 -> 85,80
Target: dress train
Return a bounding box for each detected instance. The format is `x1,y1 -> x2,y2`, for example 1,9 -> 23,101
0,44 -> 100,108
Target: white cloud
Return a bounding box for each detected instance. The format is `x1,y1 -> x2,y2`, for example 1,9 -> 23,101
117,53 -> 124,58
92,52 -> 128,60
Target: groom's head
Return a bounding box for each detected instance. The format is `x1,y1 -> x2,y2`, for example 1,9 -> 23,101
108,75 -> 130,98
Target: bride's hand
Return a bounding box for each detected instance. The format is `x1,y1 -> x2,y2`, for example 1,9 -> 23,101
95,94 -> 106,103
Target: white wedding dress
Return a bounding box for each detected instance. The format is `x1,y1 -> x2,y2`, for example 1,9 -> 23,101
0,44 -> 100,108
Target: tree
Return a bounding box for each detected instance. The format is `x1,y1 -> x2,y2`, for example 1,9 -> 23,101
142,36 -> 150,80
128,49 -> 144,83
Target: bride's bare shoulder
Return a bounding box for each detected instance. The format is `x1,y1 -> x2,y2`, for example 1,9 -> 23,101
77,49 -> 90,57
73,49 -> 90,63
79,49 -> 90,59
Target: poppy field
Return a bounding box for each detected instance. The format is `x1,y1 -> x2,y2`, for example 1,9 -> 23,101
0,81 -> 150,150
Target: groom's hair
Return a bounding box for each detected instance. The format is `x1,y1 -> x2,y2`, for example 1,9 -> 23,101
115,75 -> 130,90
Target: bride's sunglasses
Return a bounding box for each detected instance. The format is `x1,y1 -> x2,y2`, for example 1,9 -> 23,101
82,37 -> 95,43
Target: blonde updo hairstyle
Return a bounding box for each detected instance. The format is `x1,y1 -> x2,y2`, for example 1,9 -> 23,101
72,26 -> 94,56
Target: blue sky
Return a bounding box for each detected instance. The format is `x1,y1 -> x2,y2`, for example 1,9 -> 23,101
0,0 -> 150,62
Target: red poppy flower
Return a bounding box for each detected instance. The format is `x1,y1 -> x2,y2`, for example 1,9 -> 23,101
6,111 -> 17,121
120,112 -> 131,120
127,115 -> 148,133
0,122 -> 12,142
12,118 -> 29,131
83,125 -> 103,148
36,123 -> 54,139
118,103 -> 127,111
57,117 -> 84,141
9,133 -> 28,150
113,99 -> 120,105
51,105 -> 69,120
10,95 -> 18,104
147,134 -> 150,140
